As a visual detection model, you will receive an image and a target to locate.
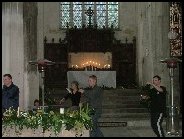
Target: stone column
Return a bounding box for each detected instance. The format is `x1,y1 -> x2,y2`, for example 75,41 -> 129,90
2,2 -> 25,109
136,2 -> 170,87
23,2 -> 39,110
2,2 -> 39,110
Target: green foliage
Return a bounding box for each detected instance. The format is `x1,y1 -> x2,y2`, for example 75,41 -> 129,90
2,105 -> 93,137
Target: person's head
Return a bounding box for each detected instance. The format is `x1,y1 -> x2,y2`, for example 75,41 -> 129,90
153,75 -> 161,86
34,99 -> 40,107
3,74 -> 12,87
71,81 -> 79,90
88,75 -> 97,87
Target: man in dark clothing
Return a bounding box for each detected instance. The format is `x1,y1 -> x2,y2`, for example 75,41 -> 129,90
2,74 -> 19,114
79,75 -> 104,137
147,75 -> 167,137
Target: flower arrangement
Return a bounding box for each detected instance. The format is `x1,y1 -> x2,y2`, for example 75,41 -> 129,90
2,104 -> 93,137
139,84 -> 153,110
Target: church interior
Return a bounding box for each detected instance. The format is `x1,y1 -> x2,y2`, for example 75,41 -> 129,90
2,2 -> 182,137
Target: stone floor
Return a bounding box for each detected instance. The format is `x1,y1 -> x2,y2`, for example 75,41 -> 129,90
101,126 -> 182,137
100,118 -> 182,137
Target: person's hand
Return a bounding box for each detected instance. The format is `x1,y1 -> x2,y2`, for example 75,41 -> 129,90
146,82 -> 152,85
66,88 -> 72,93
60,98 -> 65,104
78,88 -> 84,93
141,95 -> 149,100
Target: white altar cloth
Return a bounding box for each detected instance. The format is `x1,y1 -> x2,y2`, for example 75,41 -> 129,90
67,71 -> 116,88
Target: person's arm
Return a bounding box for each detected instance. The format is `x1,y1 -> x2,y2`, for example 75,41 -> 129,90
78,88 -> 90,102
60,93 -> 70,104
78,88 -> 84,93
78,88 -> 89,96
147,82 -> 163,92
7,87 -> 19,98
160,86 -> 167,93
60,98 -> 65,104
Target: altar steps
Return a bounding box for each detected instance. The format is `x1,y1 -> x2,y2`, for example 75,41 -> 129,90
99,89 -> 150,126
47,88 -> 150,127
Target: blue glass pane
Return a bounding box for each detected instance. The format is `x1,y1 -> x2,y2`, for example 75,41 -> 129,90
73,11 -> 82,28
84,2 -> 94,5
97,17 -> 106,28
84,4 -> 94,11
108,2 -> 118,5
108,5 -> 118,11
60,5 -> 70,10
85,15 -> 94,26
97,10 -> 106,17
108,11 -> 118,28
61,2 -> 70,5
96,5 -> 106,11
96,2 -> 106,5
60,11 -> 70,28
73,2 -> 82,5
60,3 -> 70,28
73,4 -> 82,10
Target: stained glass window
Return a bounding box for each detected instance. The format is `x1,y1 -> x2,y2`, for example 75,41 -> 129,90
60,2 -> 119,29
169,2 -> 182,57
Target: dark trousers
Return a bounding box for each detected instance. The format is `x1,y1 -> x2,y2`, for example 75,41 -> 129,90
151,112 -> 165,137
90,113 -> 104,137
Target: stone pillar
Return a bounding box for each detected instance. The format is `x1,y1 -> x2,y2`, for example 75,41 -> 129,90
2,2 -> 24,109
23,2 -> 39,109
136,2 -> 170,88
2,2 -> 39,110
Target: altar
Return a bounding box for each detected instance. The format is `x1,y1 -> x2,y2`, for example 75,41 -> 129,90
67,71 -> 116,88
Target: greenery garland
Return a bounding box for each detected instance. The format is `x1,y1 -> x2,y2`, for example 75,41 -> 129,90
2,104 -> 93,137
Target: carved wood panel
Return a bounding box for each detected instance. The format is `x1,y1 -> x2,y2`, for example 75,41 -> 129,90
66,28 -> 113,52
44,43 -> 68,88
112,40 -> 136,87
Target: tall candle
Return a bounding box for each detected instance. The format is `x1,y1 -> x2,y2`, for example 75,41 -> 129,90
17,107 -> 20,117
60,108 -> 64,114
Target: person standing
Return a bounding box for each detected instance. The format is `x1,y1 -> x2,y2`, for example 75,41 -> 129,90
2,74 -> 19,113
146,75 -> 167,137
79,75 -> 104,137
60,81 -> 81,111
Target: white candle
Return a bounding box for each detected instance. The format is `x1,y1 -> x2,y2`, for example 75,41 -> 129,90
17,107 -> 20,117
60,108 -> 64,114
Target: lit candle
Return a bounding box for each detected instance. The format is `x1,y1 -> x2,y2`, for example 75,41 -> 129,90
60,108 -> 64,114
17,107 -> 20,117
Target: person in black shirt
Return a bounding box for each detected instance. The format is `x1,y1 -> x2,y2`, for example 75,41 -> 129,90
146,75 -> 167,137
60,81 -> 81,111
2,74 -> 19,115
